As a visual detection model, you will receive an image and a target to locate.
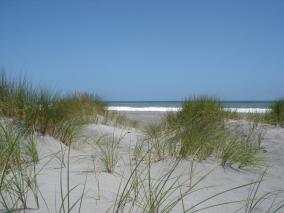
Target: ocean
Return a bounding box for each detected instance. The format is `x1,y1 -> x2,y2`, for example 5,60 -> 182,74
107,101 -> 272,113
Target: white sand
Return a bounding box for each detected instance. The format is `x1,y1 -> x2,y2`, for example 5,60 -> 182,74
26,121 -> 284,212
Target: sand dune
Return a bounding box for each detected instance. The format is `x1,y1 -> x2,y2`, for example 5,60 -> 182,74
26,118 -> 284,213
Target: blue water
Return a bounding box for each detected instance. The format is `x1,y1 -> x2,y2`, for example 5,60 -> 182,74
108,101 -> 272,109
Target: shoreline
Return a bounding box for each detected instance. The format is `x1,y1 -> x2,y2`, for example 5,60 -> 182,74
108,106 -> 270,113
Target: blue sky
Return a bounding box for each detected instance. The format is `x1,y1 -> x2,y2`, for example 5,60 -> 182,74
0,0 -> 283,101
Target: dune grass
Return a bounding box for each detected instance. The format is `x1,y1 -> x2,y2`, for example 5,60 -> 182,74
223,99 -> 284,128
96,132 -> 125,173
267,99 -> 284,127
160,97 -> 225,160
57,145 -> 87,213
112,132 -> 284,212
167,97 -> 225,158
0,71 -> 106,144
143,97 -> 264,168
0,122 -> 39,211
144,123 -> 169,161
1,71 -> 283,212
217,131 -> 263,168
234,99 -> 284,128
112,150 -> 284,213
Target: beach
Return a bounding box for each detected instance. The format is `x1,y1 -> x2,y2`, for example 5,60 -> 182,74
22,111 -> 284,213
2,1 -> 284,212
116,111 -> 167,125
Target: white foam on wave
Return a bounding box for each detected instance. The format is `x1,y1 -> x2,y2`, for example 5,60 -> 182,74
224,108 -> 270,113
108,106 -> 271,113
108,106 -> 180,112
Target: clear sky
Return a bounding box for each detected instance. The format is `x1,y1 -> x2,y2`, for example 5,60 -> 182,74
0,0 -> 283,101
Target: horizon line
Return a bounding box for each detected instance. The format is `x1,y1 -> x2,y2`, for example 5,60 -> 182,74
106,100 -> 275,102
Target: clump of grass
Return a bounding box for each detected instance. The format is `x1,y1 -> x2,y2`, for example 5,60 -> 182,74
52,119 -> 81,146
165,97 -> 225,159
0,122 -> 39,211
52,92 -> 106,124
0,71 -> 106,144
144,123 -> 169,161
132,140 -> 145,162
23,91 -> 106,142
0,122 -> 38,171
146,96 -> 264,168
0,73 -> 32,120
244,99 -> 284,127
112,156 -> 188,213
218,135 -> 262,168
219,122 -> 264,168
268,99 -> 284,127
97,133 -> 125,173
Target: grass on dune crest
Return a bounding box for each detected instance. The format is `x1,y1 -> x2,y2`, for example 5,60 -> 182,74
143,97 -> 264,168
152,97 -> 227,160
0,70 -> 134,211
268,99 -> 284,127
0,71 -> 106,144
174,97 -> 225,158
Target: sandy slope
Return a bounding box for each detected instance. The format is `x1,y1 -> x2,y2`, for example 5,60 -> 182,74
27,121 -> 284,213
